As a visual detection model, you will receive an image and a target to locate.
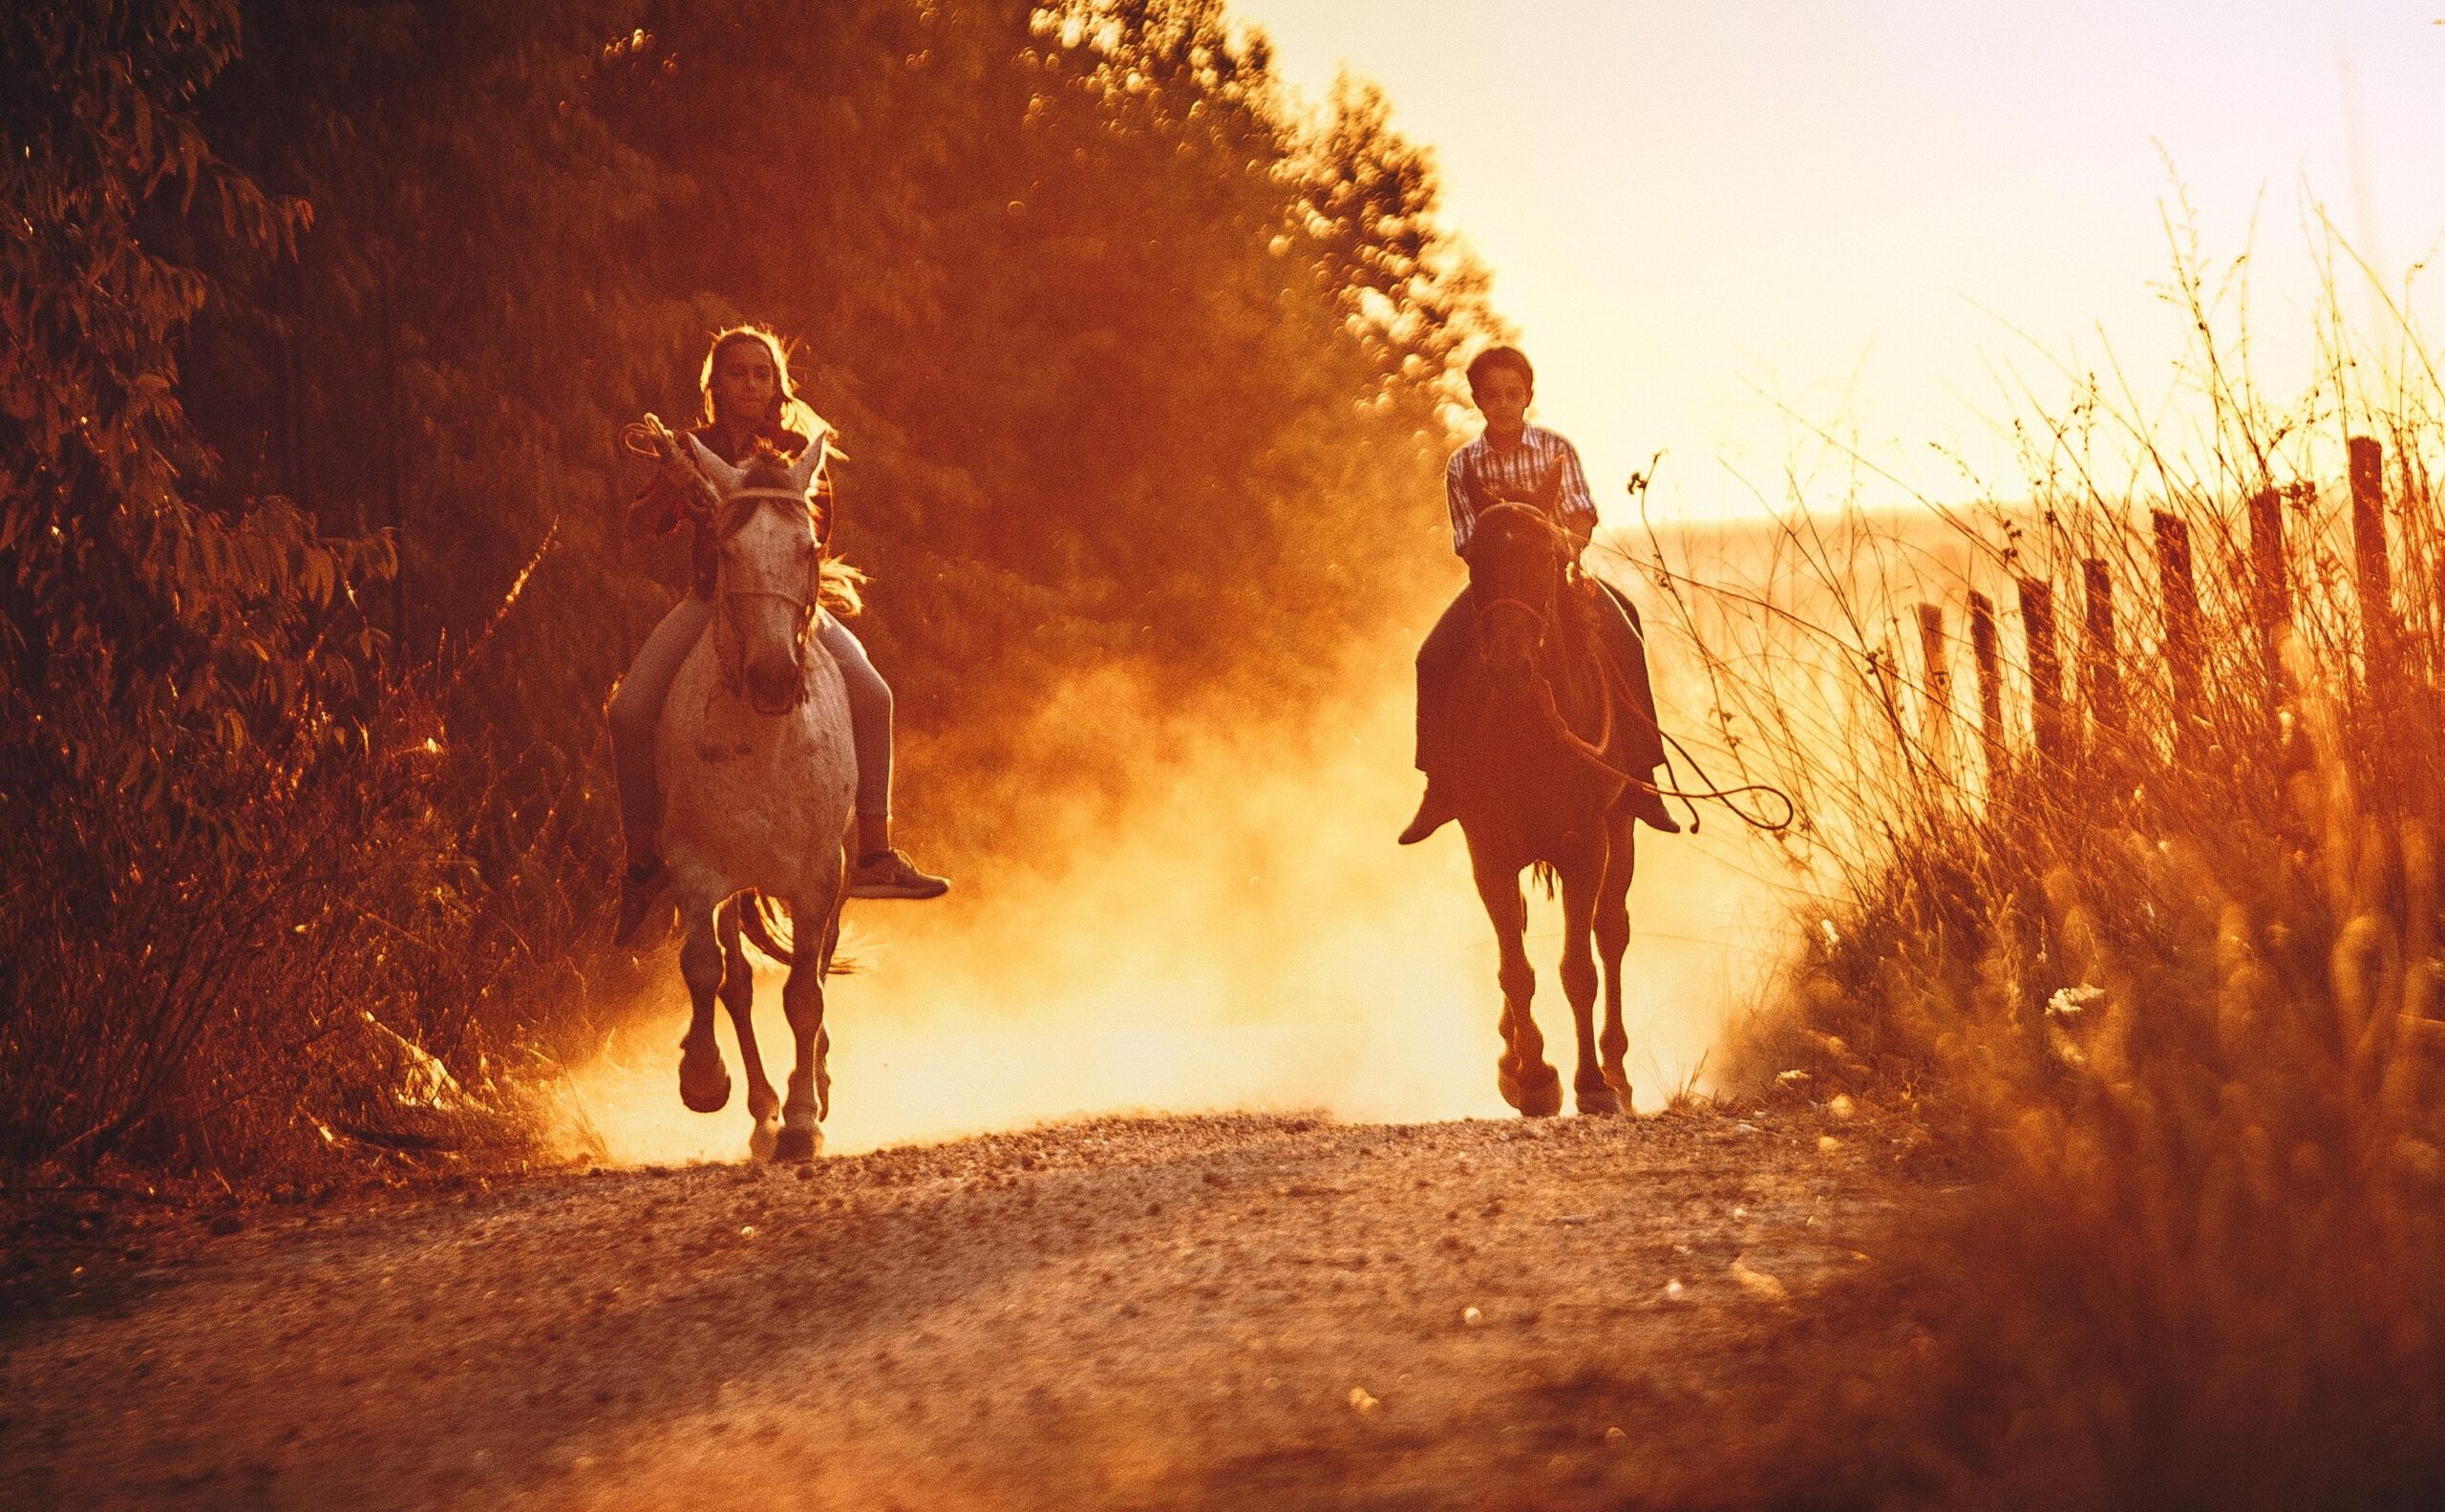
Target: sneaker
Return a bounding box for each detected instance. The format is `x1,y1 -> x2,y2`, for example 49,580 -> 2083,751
848,848 -> 949,901
1396,784 -> 1456,845
613,858 -> 673,946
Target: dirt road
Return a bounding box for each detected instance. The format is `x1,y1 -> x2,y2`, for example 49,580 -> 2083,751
2,1109 -> 1899,1510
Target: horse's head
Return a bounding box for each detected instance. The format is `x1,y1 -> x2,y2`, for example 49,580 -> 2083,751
685,433 -> 825,713
1464,502 -> 1572,676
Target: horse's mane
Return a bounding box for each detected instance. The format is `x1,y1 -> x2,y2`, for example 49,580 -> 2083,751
734,440 -> 865,618
735,439 -> 801,492
817,559 -> 865,619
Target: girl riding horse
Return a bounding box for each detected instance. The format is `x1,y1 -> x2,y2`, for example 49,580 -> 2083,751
609,326 -> 948,944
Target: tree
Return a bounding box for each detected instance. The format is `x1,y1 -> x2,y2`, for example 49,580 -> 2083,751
1,0 -> 1506,1177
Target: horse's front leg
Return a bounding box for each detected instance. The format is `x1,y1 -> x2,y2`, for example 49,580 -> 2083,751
1467,834 -> 1560,1118
1594,811 -> 1636,1107
717,898 -> 782,1159
675,890 -> 732,1115
1557,839 -> 1618,1115
772,949 -> 827,1162
773,863 -> 844,1161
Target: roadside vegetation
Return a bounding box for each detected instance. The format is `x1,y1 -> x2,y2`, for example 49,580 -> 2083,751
20,5 -> 2436,1500
1639,243 -> 2445,1506
0,0 -> 1494,1185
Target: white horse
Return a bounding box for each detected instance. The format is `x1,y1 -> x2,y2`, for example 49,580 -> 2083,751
660,434 -> 857,1161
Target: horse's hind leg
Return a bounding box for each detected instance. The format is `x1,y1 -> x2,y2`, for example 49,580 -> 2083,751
1468,836 -> 1561,1118
1559,842 -> 1619,1116
1595,813 -> 1636,1107
718,898 -> 782,1159
676,896 -> 732,1115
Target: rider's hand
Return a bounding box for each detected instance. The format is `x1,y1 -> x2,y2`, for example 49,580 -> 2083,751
660,453 -> 714,517
658,452 -> 701,493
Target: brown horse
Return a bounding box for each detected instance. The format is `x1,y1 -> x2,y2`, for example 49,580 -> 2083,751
1443,502 -> 1639,1117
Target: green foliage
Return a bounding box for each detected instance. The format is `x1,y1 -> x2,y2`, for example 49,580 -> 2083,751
1,0 -> 1496,1178
1,0 -> 375,741
594,0 -> 1480,718
0,1 -> 461,1173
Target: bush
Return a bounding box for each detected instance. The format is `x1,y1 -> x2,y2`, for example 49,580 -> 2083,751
2,0 -> 1496,1185
1646,236 -> 2445,1505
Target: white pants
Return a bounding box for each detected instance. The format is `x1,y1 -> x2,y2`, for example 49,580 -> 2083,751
607,597 -> 894,862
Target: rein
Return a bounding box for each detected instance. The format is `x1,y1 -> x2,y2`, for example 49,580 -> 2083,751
712,585 -> 817,714
624,413 -> 830,724
1471,504 -> 1624,781
1481,575 -> 1625,785
712,499 -> 824,718
1470,501 -> 1793,831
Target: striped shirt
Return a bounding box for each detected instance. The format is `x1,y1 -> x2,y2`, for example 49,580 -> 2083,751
1443,424 -> 1597,555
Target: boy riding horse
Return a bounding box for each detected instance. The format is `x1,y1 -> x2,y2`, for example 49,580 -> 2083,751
1398,344 -> 1679,844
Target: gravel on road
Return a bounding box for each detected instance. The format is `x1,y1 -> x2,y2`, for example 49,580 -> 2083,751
1,1108 -> 1904,1511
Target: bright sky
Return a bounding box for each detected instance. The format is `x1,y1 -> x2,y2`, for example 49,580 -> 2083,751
1236,0 -> 2445,521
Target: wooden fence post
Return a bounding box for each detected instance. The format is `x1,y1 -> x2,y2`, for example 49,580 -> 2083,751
2153,511 -> 2203,761
2351,434 -> 2397,697
2019,577 -> 2065,765
1916,603 -> 1951,774
2079,558 -> 2122,756
2247,485 -> 2289,719
1969,590 -> 2004,780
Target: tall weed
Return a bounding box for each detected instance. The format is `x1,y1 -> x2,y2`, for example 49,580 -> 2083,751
1642,235 -> 2445,1505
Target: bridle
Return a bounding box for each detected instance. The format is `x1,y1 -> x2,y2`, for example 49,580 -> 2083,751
711,485 -> 822,716
1467,501 -> 1626,777
1455,498 -> 1802,834
1468,502 -> 1573,650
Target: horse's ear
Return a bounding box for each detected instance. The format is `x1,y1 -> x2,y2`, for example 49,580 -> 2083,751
785,443 -> 823,495
682,433 -> 745,492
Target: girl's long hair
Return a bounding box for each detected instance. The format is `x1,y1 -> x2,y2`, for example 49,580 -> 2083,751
697,324 -> 836,454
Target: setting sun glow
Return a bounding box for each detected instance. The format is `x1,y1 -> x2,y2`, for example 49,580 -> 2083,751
1239,0 -> 2445,520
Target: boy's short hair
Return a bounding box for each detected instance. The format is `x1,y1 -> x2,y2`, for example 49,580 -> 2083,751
1465,345 -> 1534,394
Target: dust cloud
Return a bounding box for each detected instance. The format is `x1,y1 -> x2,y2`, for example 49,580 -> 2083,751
558,567 -> 1800,1163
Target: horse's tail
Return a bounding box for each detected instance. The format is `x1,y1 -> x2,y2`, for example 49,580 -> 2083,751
739,890 -> 797,965
737,890 -> 859,975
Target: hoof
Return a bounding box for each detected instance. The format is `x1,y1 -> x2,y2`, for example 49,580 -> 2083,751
748,1115 -> 782,1161
1499,1059 -> 1563,1118
773,1124 -> 822,1162
678,1040 -> 731,1115
1575,1081 -> 1624,1116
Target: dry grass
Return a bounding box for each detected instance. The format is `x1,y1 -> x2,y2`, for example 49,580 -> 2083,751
1625,234 -> 2445,1506
0,671 -> 587,1190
